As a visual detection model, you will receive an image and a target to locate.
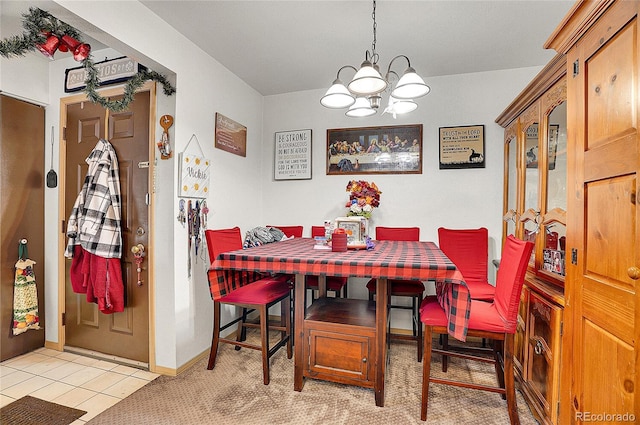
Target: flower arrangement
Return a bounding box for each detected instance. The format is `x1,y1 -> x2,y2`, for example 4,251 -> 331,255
345,180 -> 381,218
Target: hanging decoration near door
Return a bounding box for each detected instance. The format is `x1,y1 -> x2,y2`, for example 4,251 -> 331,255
0,7 -> 176,113
178,134 -> 210,198
12,239 -> 41,335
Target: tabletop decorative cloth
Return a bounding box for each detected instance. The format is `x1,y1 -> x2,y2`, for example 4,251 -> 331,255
209,238 -> 471,340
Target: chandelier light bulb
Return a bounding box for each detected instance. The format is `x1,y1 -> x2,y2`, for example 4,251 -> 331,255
391,67 -> 430,99
347,60 -> 388,96
346,97 -> 377,117
321,79 -> 356,108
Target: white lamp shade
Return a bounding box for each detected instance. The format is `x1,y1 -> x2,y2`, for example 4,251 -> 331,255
347,61 -> 388,96
320,80 -> 356,108
392,69 -> 430,99
346,97 -> 376,117
388,96 -> 418,114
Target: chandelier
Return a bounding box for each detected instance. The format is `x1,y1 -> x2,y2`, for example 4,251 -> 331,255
320,0 -> 430,118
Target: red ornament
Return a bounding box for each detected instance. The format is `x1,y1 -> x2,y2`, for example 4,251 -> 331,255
60,34 -> 80,51
36,32 -> 59,59
73,43 -> 91,61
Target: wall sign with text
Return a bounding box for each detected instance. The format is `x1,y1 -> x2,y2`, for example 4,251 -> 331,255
274,129 -> 312,180
215,113 -> 247,157
439,124 -> 485,169
64,56 -> 142,92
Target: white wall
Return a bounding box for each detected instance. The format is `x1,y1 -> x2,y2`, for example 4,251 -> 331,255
0,1 -> 49,104
2,0 -> 544,370
261,67 -> 541,325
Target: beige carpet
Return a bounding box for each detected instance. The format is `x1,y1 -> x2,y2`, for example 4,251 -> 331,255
87,334 -> 539,425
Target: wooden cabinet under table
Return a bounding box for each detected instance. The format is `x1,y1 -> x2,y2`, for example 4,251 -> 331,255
303,298 -> 376,388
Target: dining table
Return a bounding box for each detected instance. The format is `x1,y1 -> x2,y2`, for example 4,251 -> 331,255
209,237 -> 470,407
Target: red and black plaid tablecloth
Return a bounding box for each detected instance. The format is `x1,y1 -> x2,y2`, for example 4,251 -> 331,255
209,238 -> 471,340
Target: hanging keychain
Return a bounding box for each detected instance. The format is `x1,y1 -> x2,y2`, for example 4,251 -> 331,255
200,200 -> 209,229
177,199 -> 186,226
131,244 -> 146,286
157,115 -> 173,159
193,201 -> 201,261
187,200 -> 193,277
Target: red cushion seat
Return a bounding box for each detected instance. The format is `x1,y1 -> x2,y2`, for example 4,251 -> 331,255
220,277 -> 291,305
306,275 -> 349,292
366,279 -> 425,296
419,296 -> 510,334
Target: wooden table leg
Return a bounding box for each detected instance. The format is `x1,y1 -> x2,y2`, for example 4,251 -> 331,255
294,273 -> 305,391
375,277 -> 387,407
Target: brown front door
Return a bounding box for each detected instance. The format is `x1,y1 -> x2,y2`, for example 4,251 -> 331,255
64,91 -> 150,363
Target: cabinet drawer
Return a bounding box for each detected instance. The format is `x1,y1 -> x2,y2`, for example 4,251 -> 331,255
526,291 -> 562,420
306,328 -> 372,382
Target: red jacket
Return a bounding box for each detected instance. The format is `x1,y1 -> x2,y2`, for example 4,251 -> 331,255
69,245 -> 124,314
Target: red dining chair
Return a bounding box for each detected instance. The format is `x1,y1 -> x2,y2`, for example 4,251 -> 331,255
306,226 -> 349,299
268,225 -> 303,238
437,227 -> 493,300
437,227 -> 493,370
366,226 -> 425,361
419,235 -> 533,423
205,227 -> 292,385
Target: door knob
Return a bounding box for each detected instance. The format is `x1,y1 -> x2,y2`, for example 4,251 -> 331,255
131,243 -> 145,255
627,266 -> 640,280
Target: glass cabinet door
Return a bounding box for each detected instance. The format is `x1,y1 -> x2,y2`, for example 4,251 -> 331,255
540,100 -> 567,282
522,121 -> 540,265
504,131 -> 518,237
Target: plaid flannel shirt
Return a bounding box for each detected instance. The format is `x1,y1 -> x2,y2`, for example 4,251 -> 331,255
65,139 -> 122,259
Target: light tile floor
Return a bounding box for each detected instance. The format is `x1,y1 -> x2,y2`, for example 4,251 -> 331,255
0,348 -> 159,423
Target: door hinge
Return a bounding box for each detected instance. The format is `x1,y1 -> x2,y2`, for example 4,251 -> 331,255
61,312 -> 66,326
557,400 -> 561,418
61,219 -> 66,234
571,248 -> 578,265
573,60 -> 579,77
62,127 -> 66,141
560,321 -> 563,336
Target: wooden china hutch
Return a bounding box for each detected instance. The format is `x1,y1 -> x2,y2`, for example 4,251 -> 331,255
498,1 -> 639,423
496,52 -> 567,425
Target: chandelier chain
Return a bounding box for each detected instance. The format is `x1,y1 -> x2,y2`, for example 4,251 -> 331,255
370,0 -> 378,65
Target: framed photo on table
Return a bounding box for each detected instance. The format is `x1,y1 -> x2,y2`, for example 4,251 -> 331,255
274,129 -> 312,180
439,124 -> 485,169
326,124 -> 422,175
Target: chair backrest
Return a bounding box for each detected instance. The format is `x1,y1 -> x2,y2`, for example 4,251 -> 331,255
205,227 -> 243,262
267,225 -> 303,238
375,226 -> 420,241
493,235 -> 534,333
205,227 -> 266,300
437,227 -> 489,285
311,226 -> 325,237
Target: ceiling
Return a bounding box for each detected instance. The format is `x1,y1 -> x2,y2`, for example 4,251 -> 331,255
140,0 -> 575,96
2,1 -> 576,97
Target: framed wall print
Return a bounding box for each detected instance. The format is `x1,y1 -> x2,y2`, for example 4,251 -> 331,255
439,124 -> 485,169
215,113 -> 247,157
326,124 -> 422,175
274,129 -> 312,180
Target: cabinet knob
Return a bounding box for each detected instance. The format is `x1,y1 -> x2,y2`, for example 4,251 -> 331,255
628,266 -> 640,280
362,358 -> 367,363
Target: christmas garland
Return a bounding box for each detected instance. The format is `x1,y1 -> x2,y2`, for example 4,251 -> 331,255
0,7 -> 175,112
